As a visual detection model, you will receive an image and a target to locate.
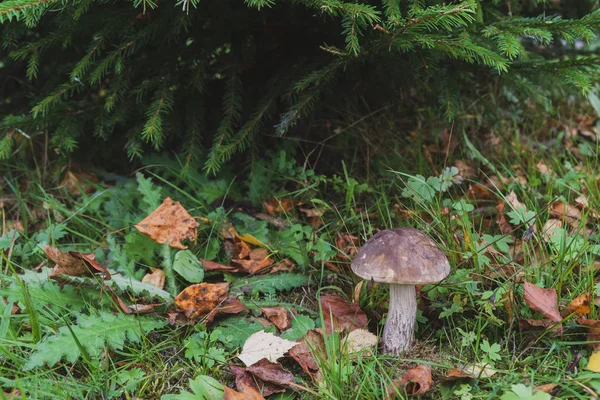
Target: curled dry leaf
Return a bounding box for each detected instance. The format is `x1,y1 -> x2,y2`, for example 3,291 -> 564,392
289,329 -> 325,382
387,365 -> 432,398
562,293 -> 591,318
135,197 -> 199,250
523,282 -> 562,323
541,219 -> 562,242
237,330 -> 297,366
535,384 -> 557,394
467,183 -> 493,202
142,268 -> 166,290
550,202 -> 582,227
461,363 -> 497,378
45,246 -> 110,280
174,282 -> 229,319
270,258 -> 295,273
261,306 -> 291,331
320,295 -> 368,334
495,201 -> 513,234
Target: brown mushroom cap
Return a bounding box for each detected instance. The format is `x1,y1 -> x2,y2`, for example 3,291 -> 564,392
351,227 -> 450,285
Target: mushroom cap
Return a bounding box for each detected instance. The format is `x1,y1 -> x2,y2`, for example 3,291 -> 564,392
351,227 -> 450,285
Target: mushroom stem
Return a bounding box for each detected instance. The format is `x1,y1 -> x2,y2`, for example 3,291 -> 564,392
382,283 -> 416,355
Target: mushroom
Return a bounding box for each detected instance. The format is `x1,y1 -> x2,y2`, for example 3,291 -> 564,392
351,227 -> 450,355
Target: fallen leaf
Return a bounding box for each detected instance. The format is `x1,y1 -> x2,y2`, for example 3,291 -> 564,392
59,171 -> 98,195
577,319 -> 600,349
441,369 -> 475,381
505,190 -> 526,211
523,282 -> 562,322
261,306 -> 291,331
519,319 -> 556,330
455,159 -> 476,179
200,258 -> 241,273
550,202 -> 582,226
142,268 -> 165,289
289,329 -> 325,382
172,250 -> 204,283
237,330 -> 297,366
232,248 -> 274,274
239,233 -> 267,248
174,282 -> 229,319
541,219 -> 562,242
387,365 -> 432,397
231,365 -> 280,397
135,197 -> 199,249
247,358 -> 295,388
575,195 -> 589,209
536,161 -> 552,175
467,183 -> 493,202
45,246 -> 111,280
496,201 -> 513,234
262,198 -> 298,216
535,384 -> 557,394
209,296 -> 247,323
587,351 -> 600,372
342,328 -> 378,355
562,293 -> 591,318
223,385 -> 264,400
320,295 -> 368,334
270,258 -> 295,273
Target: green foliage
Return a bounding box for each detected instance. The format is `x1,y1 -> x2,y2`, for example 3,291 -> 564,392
161,375 -> 224,400
3,0 -> 600,168
231,272 -> 309,296
173,250 -> 204,283
25,311 -> 166,370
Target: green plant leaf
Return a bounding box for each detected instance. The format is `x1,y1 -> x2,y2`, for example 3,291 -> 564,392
281,315 -> 315,340
161,375 -> 224,400
173,250 -> 204,283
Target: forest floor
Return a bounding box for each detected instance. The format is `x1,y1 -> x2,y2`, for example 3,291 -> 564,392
2,108 -> 600,399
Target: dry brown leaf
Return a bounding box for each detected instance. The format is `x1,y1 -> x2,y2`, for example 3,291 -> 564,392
45,246 -> 111,280
230,365 -> 279,398
387,365 -> 432,398
577,319 -> 600,349
550,202 -> 582,226
135,197 -> 199,249
536,161 -> 552,175
505,190 -> 526,211
232,248 -> 274,274
223,385 -> 264,400
467,184 -> 493,202
535,383 -> 557,394
60,171 -> 99,195
142,268 -> 165,289
289,329 -> 325,382
519,318 -> 556,330
261,306 -> 291,331
320,295 -> 368,334
523,282 -> 562,322
455,160 -> 476,179
246,358 -> 295,388
200,258 -> 241,273
541,219 -> 562,242
562,293 -> 591,318
270,258 -> 295,273
262,198 -> 298,216
441,369 -> 475,381
174,282 -> 229,319
495,201 -> 513,234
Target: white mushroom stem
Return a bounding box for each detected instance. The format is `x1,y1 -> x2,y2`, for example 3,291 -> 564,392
382,283 -> 416,355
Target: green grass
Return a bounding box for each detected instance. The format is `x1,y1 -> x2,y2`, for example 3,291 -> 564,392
1,117 -> 600,399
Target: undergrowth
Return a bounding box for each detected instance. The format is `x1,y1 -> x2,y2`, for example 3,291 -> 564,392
1,102 -> 600,399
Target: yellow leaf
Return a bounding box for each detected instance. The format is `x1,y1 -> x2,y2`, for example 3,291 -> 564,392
587,351 -> 600,372
239,233 -> 266,248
